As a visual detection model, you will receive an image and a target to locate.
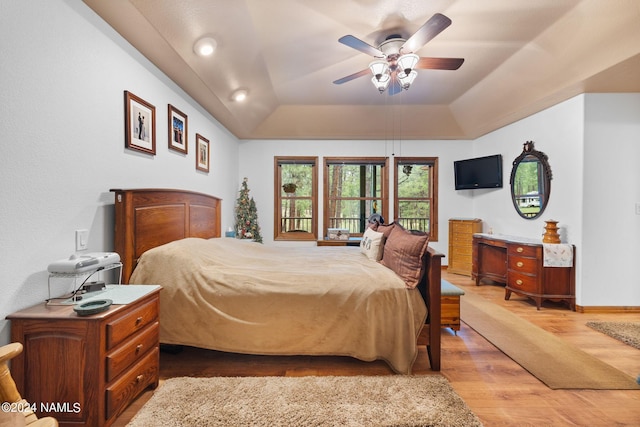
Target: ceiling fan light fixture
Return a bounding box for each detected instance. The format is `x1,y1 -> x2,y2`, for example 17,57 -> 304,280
371,75 -> 390,92
368,60 -> 389,79
397,53 -> 419,77
398,70 -> 417,89
193,36 -> 217,56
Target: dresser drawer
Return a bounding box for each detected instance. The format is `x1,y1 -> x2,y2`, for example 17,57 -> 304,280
106,347 -> 159,420
451,222 -> 476,233
106,321 -> 159,382
508,256 -> 538,274
507,244 -> 538,257
107,298 -> 158,349
507,271 -> 538,293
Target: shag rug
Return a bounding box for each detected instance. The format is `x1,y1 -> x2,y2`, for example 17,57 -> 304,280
461,292 -> 640,390
127,375 -> 483,427
586,321 -> 640,350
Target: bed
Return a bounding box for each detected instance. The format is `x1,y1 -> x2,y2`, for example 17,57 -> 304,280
111,188 -> 443,373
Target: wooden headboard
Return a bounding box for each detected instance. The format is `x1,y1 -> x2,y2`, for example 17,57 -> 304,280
111,188 -> 221,283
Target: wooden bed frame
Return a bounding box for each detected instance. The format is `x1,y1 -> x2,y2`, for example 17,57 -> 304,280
110,188 -> 443,371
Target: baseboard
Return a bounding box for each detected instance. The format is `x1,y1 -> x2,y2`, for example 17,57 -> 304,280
575,305 -> 640,313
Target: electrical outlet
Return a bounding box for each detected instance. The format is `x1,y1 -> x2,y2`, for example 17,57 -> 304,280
636,202 -> 640,216
76,229 -> 88,251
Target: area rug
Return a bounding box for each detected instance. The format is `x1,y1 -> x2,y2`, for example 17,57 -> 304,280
461,291 -> 640,390
127,375 -> 483,427
586,321 -> 640,350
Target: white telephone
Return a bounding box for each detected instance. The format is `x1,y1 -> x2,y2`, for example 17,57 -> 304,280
47,252 -> 120,274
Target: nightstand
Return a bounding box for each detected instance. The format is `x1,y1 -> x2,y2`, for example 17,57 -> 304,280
7,285 -> 161,427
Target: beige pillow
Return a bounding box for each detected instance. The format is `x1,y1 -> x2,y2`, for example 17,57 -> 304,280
360,227 -> 385,261
380,226 -> 430,289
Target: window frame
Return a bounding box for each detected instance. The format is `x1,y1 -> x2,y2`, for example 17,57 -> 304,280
323,157 -> 389,239
273,156 -> 318,241
393,157 -> 439,241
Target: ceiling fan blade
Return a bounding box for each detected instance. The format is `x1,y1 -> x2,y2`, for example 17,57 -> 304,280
415,57 -> 464,70
402,13 -> 451,53
338,35 -> 384,57
333,69 -> 371,85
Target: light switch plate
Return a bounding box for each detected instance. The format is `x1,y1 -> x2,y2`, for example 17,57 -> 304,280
76,229 -> 88,251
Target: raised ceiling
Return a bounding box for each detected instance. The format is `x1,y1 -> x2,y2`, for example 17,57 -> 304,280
84,0 -> 640,140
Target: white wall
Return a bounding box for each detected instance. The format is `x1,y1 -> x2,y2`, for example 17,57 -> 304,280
0,0 -> 240,345
582,94 -> 640,305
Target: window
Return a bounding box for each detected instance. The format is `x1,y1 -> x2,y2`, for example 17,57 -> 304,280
323,157 -> 388,238
394,157 -> 438,240
274,156 -> 318,240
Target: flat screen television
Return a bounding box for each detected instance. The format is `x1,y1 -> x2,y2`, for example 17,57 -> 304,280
454,154 -> 503,190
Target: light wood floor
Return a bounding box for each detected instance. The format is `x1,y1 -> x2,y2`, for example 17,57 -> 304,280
114,270 -> 640,426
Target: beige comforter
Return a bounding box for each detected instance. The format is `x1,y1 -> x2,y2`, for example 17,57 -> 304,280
130,237 -> 427,374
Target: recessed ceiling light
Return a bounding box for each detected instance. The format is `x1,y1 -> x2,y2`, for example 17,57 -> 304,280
193,37 -> 217,56
231,89 -> 248,102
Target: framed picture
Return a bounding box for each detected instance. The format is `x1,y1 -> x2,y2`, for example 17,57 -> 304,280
195,133 -> 210,172
124,91 -> 156,155
168,104 -> 188,154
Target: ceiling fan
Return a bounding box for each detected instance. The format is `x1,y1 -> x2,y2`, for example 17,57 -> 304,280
333,13 -> 464,95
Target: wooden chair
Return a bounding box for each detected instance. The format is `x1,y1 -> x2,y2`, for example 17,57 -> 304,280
0,343 -> 58,427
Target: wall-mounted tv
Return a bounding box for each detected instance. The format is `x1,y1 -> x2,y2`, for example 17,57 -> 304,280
454,154 -> 503,190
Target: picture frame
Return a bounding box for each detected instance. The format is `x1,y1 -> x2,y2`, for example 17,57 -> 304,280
195,133 -> 210,173
124,91 -> 156,155
168,104 -> 188,154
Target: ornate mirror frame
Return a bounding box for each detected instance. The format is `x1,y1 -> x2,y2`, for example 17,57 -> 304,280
509,141 -> 552,219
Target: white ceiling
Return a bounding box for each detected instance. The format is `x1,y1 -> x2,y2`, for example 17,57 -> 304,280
83,0 -> 640,140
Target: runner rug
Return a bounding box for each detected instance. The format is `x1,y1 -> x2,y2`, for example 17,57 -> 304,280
127,375 -> 483,426
461,291 -> 640,390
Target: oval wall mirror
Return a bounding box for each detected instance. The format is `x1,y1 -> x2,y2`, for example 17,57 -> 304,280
509,141 -> 552,219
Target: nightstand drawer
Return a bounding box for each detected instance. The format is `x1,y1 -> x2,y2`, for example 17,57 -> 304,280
106,347 -> 159,420
106,321 -> 159,382
507,244 -> 538,257
508,271 -> 537,293
107,298 -> 158,349
508,256 -> 538,274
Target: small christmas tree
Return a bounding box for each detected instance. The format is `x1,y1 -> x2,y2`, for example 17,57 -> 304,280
234,177 -> 263,243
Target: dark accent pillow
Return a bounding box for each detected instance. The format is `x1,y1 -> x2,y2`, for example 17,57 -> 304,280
373,221 -> 399,239
380,226 -> 430,289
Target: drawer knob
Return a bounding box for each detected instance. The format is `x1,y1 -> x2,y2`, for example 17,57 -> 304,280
135,316 -> 143,326
135,344 -> 143,354
136,374 -> 144,383
516,279 -> 523,285
516,247 -> 524,253
516,261 -> 524,268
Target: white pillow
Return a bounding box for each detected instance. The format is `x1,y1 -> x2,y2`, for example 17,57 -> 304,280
360,227 -> 385,261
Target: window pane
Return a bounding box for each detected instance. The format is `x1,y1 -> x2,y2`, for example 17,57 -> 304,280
327,164 -> 382,198
327,199 -> 381,233
275,156 -> 317,241
327,162 -> 383,235
281,164 -> 313,197
397,200 -> 431,232
397,164 -> 430,198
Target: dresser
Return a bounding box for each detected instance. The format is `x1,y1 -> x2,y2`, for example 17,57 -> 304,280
472,234 -> 575,310
7,285 -> 161,427
448,218 -> 482,276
